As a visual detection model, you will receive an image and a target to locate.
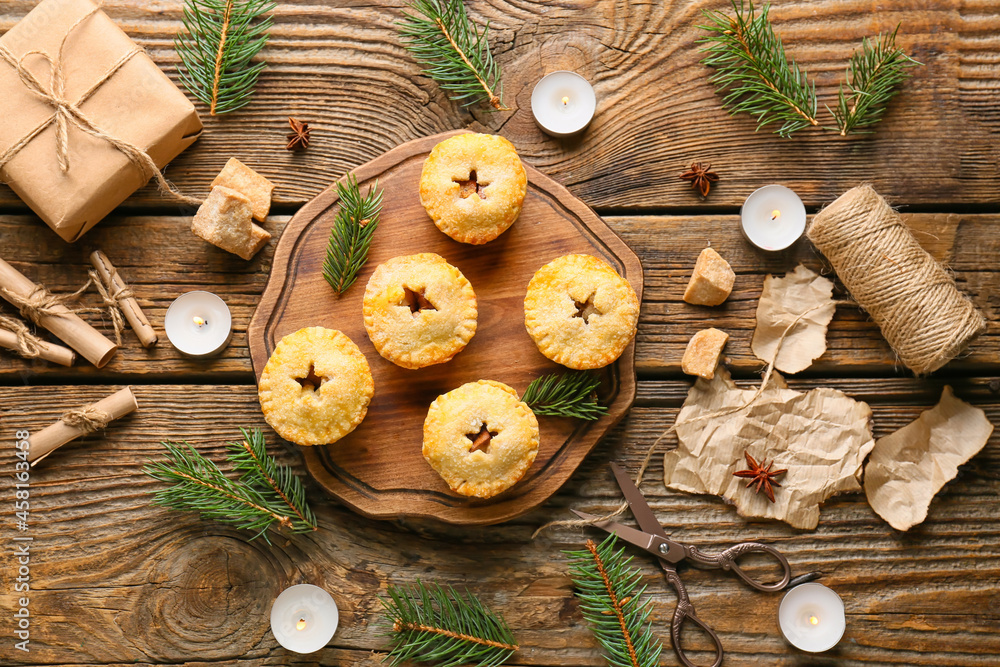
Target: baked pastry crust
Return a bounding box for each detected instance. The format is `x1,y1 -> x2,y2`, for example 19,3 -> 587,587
524,254 -> 639,370
419,133 -> 527,245
423,380 -> 540,498
258,327 -> 374,446
363,253 -> 478,369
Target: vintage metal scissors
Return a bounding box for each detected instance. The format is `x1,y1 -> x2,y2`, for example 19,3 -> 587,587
572,462 -> 792,667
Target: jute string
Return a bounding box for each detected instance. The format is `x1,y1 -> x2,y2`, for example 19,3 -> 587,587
0,314 -> 44,358
88,268 -> 131,346
0,7 -> 200,204
1,276 -> 126,345
808,185 -> 985,375
533,302 -> 832,537
60,406 -> 112,433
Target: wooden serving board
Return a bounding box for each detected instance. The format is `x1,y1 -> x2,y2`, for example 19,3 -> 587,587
249,130 -> 643,525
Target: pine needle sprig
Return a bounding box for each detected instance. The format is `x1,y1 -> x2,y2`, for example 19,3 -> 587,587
175,0 -> 276,115
227,427 -> 317,534
380,580 -> 518,667
829,25 -> 921,136
700,0 -> 818,137
565,535 -> 663,667
522,371 -> 608,420
143,429 -> 317,544
322,175 -> 384,296
399,0 -> 508,111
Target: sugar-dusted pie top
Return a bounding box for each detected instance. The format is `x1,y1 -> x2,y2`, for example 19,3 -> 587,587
524,254 -> 639,370
258,327 -> 374,446
422,380 -> 540,499
419,133 -> 527,245
363,253 -> 478,370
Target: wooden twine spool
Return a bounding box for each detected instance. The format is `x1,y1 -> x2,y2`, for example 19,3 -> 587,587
808,185 -> 985,375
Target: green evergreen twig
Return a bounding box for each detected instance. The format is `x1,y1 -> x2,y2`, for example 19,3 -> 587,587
380,580 -> 518,667
143,428 -> 316,544
829,25 -> 922,136
322,174 -> 384,296
565,535 -> 663,667
175,0 -> 275,115
699,0 -> 818,137
522,371 -> 608,420
399,0 -> 508,110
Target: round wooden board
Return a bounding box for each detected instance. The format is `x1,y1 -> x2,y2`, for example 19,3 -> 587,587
249,130 -> 643,525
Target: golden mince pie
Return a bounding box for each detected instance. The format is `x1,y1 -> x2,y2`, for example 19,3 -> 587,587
363,253 -> 477,369
524,254 -> 639,370
422,380 -> 540,499
419,133 -> 527,245
258,327 -> 374,446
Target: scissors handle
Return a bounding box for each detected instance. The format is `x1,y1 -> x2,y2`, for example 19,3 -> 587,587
663,568 -> 724,667
684,541 -> 792,592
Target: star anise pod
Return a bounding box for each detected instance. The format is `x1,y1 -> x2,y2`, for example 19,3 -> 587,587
733,451 -> 787,503
286,117 -> 311,151
679,162 -> 719,198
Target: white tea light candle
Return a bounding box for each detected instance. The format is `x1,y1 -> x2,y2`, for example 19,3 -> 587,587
164,291 -> 232,358
531,71 -> 596,137
270,584 -> 339,654
740,185 -> 807,251
778,582 -> 846,653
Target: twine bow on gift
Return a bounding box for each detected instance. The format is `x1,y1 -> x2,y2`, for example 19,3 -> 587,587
0,7 -> 199,204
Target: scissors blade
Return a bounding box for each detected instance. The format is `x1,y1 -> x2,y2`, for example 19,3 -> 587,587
610,462 -> 668,538
570,509 -> 685,562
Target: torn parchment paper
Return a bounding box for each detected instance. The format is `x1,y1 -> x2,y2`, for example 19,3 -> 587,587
663,366 -> 874,529
864,386 -> 994,531
752,265 -> 836,374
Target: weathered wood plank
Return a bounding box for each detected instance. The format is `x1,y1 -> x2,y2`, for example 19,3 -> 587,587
1,212 -> 996,381
1,384 -> 997,665
1,0 -> 999,212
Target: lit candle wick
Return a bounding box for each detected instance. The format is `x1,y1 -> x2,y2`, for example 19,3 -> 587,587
771,209 -> 781,221
296,618 -> 307,631
809,615 -> 819,626
561,96 -> 570,106
193,316 -> 207,327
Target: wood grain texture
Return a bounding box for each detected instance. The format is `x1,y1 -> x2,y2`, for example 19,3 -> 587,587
0,384 -> 997,666
1,212 -> 995,380
1,0 -> 999,213
249,130 -> 642,524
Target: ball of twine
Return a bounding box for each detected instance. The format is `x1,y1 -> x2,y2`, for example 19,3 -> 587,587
808,184 -> 985,375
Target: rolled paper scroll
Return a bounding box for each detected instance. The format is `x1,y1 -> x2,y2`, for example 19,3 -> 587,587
89,250 -> 158,348
0,256 -> 118,367
0,316 -> 75,366
28,386 -> 138,464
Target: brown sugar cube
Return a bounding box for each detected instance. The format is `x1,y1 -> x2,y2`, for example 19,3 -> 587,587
683,247 -> 735,306
192,186 -> 271,261
211,158 -> 275,222
681,328 -> 729,379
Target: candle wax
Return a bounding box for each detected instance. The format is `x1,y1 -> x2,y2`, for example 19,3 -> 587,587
740,185 -> 807,251
164,291 -> 232,357
270,584 -> 339,654
531,71 -> 596,137
778,583 -> 846,652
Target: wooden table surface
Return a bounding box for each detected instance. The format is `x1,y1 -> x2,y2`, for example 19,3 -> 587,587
2,1 -> 999,665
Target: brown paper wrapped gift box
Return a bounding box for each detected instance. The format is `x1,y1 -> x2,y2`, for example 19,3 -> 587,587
0,0 -> 202,242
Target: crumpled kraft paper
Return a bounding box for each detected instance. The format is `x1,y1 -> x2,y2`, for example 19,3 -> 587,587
864,386 -> 993,531
663,366 -> 875,529
752,265 -> 836,374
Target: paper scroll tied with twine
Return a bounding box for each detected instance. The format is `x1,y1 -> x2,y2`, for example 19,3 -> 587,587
0,314 -> 75,366
808,185 -> 985,375
28,387 -> 138,464
89,250 -> 157,348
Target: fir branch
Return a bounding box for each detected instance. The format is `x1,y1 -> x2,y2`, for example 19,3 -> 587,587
399,0 -> 508,110
565,535 -> 662,667
227,427 -> 317,533
175,0 -> 275,115
522,371 -> 608,420
380,580 -> 518,667
322,174 -> 384,296
143,431 -> 316,544
829,25 -> 921,136
699,0 -> 819,137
